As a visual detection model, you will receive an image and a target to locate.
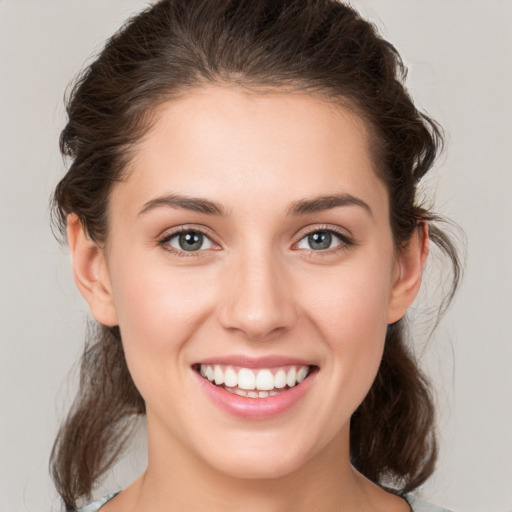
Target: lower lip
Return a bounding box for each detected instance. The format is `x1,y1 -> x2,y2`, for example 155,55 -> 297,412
194,370 -> 317,420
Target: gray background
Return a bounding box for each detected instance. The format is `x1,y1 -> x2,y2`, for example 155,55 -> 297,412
1,1 -> 511,511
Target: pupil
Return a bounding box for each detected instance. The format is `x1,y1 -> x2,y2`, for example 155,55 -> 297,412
309,231 -> 331,250
179,231 -> 203,251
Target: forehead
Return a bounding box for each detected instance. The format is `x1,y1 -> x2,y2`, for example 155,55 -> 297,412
115,86 -> 388,219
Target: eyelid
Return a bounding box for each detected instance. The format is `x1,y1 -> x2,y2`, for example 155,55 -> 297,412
292,224 -> 355,252
157,225 -> 221,256
156,223 -> 354,256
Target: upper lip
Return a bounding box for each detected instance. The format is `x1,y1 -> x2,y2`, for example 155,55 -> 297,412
193,355 -> 315,368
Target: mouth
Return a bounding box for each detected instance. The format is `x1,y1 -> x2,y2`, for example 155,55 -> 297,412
193,363 -> 317,399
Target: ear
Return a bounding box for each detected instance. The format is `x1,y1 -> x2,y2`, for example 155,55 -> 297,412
67,214 -> 118,326
386,222 -> 429,324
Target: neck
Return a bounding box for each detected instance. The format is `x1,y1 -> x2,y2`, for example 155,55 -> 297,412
121,419 -> 377,512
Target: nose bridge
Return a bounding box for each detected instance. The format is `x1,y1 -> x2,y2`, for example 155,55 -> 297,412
218,242 -> 296,340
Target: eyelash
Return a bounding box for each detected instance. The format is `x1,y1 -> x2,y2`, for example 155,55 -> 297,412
158,226 -> 218,257
294,225 -> 354,255
157,225 -> 354,257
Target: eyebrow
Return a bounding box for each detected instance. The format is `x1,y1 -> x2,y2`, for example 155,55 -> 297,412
287,193 -> 374,218
138,194 -> 226,216
138,192 -> 373,219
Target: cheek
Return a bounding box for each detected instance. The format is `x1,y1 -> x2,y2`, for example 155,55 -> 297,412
304,256 -> 393,338
318,286 -> 388,376
107,256 -> 215,392
301,261 -> 393,399
110,255 -> 211,338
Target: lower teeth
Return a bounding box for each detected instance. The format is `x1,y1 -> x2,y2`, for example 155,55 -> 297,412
224,386 -> 287,398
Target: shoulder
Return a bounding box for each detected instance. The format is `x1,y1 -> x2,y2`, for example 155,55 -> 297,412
403,493 -> 454,512
75,493 -> 119,512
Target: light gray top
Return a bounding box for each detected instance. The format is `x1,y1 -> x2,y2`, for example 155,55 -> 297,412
77,491 -> 453,511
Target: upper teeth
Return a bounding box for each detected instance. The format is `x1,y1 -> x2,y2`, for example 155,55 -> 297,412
199,364 -> 310,391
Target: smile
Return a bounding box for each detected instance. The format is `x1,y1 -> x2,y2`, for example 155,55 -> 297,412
192,357 -> 318,419
197,364 -> 312,398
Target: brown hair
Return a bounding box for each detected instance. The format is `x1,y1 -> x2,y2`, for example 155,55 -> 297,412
50,0 -> 462,508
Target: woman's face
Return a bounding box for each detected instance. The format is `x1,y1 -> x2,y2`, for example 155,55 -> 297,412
76,86 -> 423,480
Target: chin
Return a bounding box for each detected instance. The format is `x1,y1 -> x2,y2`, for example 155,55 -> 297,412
193,427 -> 332,482
208,450 -> 309,481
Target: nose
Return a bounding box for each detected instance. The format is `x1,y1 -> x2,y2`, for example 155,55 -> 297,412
217,250 -> 297,341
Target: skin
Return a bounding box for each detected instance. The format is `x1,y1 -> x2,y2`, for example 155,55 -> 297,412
68,86 -> 427,512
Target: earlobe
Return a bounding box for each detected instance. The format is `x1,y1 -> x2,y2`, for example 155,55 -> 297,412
386,222 -> 429,324
67,214 -> 118,327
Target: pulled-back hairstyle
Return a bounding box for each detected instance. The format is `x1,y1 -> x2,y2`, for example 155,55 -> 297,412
50,0 -> 461,508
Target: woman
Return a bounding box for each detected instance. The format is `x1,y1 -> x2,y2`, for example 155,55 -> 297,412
50,0 -> 461,510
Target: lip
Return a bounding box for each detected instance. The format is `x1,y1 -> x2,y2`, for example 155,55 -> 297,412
193,355 -> 314,369
193,363 -> 318,420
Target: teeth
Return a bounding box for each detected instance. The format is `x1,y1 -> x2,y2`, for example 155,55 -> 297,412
198,363 -> 311,395
274,369 -> 287,389
255,369 -> 274,390
224,367 -> 237,387
238,368 -> 256,390
214,365 -> 224,385
296,366 -> 308,383
286,367 -> 296,387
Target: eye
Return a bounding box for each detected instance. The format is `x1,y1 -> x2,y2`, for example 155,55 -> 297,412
160,229 -> 215,252
295,229 -> 349,251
